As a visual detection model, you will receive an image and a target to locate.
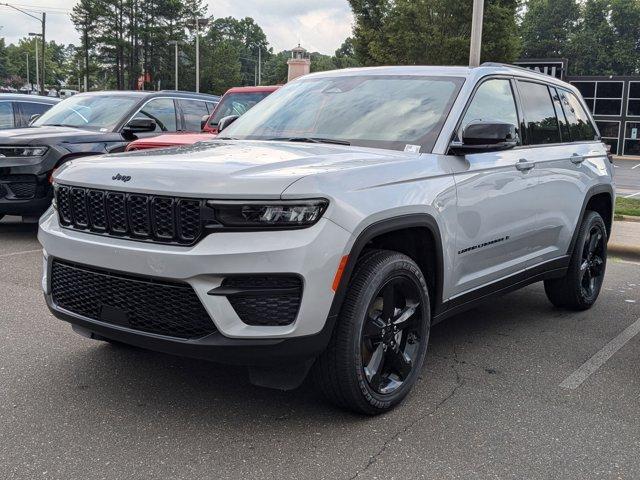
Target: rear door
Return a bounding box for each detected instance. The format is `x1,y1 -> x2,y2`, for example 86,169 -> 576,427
515,80 -> 605,266
448,77 -> 540,297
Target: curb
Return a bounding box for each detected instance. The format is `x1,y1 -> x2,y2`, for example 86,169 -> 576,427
614,215 -> 640,223
608,242 -> 640,261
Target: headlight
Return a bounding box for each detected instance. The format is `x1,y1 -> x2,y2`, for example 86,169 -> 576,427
207,199 -> 329,228
0,146 -> 49,157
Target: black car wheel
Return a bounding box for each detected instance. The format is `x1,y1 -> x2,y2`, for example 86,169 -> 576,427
545,211 -> 608,310
314,250 -> 431,415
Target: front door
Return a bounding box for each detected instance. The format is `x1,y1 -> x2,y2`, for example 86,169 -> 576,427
447,77 -> 540,298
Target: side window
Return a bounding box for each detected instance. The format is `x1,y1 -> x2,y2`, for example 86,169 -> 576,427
0,102 -> 15,129
133,98 -> 177,132
179,99 -> 210,131
517,81 -> 561,145
205,101 -> 218,114
17,102 -> 51,127
559,91 -> 598,142
461,79 -> 519,136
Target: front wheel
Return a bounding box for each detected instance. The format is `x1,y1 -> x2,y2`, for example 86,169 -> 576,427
544,210 -> 608,310
313,250 -> 431,415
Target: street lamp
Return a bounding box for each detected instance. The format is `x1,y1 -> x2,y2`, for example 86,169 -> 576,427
191,18 -> 208,93
28,33 -> 41,94
25,52 -> 29,89
168,41 -> 180,91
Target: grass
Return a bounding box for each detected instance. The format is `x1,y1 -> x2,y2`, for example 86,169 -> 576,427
615,197 -> 640,218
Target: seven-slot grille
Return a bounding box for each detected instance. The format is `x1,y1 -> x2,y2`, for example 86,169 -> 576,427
55,185 -> 204,245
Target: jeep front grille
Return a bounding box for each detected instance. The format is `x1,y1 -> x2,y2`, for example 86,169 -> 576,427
55,185 -> 205,245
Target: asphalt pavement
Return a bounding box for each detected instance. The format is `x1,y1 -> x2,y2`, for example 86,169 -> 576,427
614,157 -> 640,198
1,216 -> 640,479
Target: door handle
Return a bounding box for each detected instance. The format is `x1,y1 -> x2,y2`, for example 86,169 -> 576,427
516,158 -> 535,172
571,153 -> 585,164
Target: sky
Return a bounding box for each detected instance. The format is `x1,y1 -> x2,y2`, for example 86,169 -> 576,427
0,0 -> 355,55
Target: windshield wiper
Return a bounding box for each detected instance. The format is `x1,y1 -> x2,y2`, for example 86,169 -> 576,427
270,137 -> 351,146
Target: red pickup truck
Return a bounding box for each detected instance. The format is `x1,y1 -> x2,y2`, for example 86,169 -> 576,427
126,85 -> 279,152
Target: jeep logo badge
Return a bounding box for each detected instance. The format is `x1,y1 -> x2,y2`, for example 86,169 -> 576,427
112,173 -> 131,183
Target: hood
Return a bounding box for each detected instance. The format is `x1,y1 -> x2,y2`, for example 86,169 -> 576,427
54,140 -> 411,198
0,125 -> 120,145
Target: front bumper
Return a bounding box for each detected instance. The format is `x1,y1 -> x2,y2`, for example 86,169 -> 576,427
39,209 -> 351,362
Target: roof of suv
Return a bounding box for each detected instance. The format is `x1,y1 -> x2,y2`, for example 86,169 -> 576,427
68,90 -> 220,101
304,64 -> 575,91
0,93 -> 60,104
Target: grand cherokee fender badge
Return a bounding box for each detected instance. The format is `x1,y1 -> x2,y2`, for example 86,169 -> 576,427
112,173 -> 131,182
458,236 -> 510,255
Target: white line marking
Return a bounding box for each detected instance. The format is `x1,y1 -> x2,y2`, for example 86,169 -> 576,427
0,249 -> 41,259
560,318 -> 640,390
625,191 -> 640,198
632,163 -> 640,169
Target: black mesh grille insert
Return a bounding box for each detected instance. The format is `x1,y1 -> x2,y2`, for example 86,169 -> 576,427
222,276 -> 303,326
51,260 -> 216,339
6,182 -> 37,199
54,185 -> 205,245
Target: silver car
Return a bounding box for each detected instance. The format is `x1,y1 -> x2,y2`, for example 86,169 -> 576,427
38,64 -> 614,414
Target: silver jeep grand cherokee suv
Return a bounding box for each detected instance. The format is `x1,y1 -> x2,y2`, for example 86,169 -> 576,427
39,64 -> 614,414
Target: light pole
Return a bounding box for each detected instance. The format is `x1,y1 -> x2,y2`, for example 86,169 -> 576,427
29,33 -> 41,94
192,18 -> 208,93
25,52 -> 29,90
469,0 -> 484,67
3,4 -> 45,94
169,41 -> 180,91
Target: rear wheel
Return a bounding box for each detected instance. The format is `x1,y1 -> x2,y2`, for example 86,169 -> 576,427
544,211 -> 607,310
314,250 -> 431,415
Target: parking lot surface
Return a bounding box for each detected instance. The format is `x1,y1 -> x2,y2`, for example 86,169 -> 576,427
615,158 -> 640,198
1,216 -> 639,479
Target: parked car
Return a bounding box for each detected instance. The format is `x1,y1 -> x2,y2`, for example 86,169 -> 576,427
124,86 -> 277,151
0,94 -> 59,130
125,132 -> 218,151
39,65 -> 613,414
0,90 -> 219,221
202,85 -> 280,134
59,89 -> 79,99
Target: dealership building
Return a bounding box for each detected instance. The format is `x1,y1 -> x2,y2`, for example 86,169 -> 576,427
515,59 -> 639,156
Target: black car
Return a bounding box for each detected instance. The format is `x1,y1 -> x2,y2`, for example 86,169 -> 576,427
0,90 -> 219,221
0,94 -> 59,130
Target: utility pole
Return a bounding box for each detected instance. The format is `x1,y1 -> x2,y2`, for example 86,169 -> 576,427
25,52 -> 29,90
77,59 -> 81,91
29,33 -> 41,94
41,11 -> 46,95
258,47 -> 261,86
469,0 -> 484,67
169,41 -> 179,90
3,4 -> 45,94
195,21 -> 200,93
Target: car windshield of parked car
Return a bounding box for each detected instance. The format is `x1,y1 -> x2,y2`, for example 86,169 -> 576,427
222,75 -> 465,152
33,95 -> 139,131
209,92 -> 273,126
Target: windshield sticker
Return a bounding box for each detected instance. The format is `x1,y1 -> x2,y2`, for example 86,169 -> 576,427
404,144 -> 421,154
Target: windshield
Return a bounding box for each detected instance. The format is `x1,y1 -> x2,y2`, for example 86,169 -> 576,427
222,75 -> 465,152
33,95 -> 139,131
209,92 -> 273,126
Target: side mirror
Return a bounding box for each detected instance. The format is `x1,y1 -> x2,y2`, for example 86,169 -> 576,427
123,118 -> 156,137
450,121 -> 518,154
29,114 -> 40,125
200,114 -> 211,131
218,115 -> 239,133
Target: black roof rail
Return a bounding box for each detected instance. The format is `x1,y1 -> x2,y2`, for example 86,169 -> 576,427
158,89 -> 220,98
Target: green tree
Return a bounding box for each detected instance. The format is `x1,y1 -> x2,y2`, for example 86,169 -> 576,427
570,0 -> 617,75
521,0 -> 580,58
349,0 -> 521,66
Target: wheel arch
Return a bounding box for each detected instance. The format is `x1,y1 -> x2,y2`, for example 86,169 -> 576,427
327,214 -> 445,323
567,184 -> 614,257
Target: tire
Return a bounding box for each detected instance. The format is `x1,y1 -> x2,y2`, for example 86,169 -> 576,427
544,211 -> 608,310
313,249 -> 431,415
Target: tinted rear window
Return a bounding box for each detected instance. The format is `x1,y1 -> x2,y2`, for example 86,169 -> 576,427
518,81 -> 561,145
